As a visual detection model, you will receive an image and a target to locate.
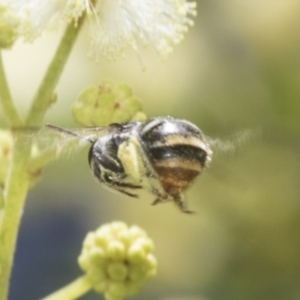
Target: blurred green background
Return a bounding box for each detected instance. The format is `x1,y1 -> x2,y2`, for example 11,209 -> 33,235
1,0 -> 300,299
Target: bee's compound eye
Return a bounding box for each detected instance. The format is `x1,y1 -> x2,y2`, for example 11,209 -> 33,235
103,173 -> 113,183
88,136 -> 125,184
88,145 -> 102,179
88,144 -> 95,166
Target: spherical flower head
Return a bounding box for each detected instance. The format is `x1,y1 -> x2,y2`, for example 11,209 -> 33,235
72,79 -> 145,126
78,221 -> 157,300
88,0 -> 197,63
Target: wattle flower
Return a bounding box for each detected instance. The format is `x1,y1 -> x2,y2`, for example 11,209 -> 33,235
3,0 -> 197,63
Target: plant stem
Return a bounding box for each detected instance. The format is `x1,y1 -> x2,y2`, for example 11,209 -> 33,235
41,275 -> 91,300
0,53 -> 23,127
0,14 -> 86,299
25,17 -> 85,127
0,137 -> 30,299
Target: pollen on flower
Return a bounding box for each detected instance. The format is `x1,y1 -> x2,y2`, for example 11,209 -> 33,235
63,0 -> 93,26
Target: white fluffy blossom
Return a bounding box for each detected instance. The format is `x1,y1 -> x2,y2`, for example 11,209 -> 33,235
1,0 -> 90,40
3,0 -> 197,62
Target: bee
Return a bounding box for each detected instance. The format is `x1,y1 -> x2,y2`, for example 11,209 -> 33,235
46,117 -> 213,213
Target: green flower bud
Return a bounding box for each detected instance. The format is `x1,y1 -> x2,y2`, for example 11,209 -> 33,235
88,248 -> 106,265
78,221 -> 157,300
108,281 -> 127,297
127,243 -> 147,264
72,79 -> 145,126
0,6 -> 17,49
128,225 -> 147,240
107,262 -> 128,281
94,280 -> 108,294
131,111 -> 147,122
107,240 -> 126,260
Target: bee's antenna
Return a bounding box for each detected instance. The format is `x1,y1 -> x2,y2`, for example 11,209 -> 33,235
45,124 -> 94,144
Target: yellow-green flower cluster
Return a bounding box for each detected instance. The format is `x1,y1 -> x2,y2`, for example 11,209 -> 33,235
78,221 -> 157,300
72,79 -> 146,127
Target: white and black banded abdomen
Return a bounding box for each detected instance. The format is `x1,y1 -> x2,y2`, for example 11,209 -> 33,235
139,117 -> 212,196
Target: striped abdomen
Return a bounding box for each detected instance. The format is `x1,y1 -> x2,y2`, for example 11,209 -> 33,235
140,117 -> 211,196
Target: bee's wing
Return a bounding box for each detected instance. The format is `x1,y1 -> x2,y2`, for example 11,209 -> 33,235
34,125 -> 109,153
16,125 -> 110,171
10,126 -> 108,171
204,128 -> 260,191
206,128 -> 260,156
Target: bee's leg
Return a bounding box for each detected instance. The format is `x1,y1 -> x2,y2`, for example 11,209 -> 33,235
151,198 -> 162,206
114,187 -> 139,198
120,190 -> 139,198
118,137 -> 146,184
150,188 -> 172,206
148,185 -> 165,206
173,194 -> 194,214
109,181 -> 142,198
